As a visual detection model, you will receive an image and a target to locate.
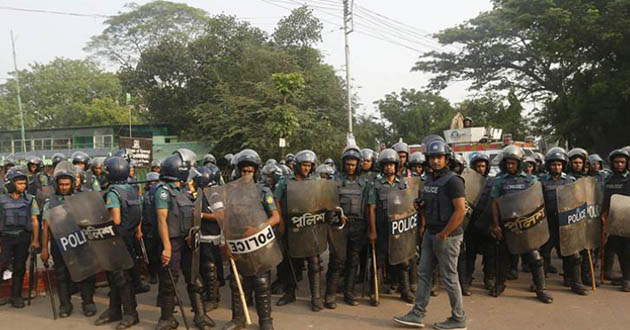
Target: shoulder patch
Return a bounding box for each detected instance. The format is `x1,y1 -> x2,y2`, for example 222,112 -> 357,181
159,190 -> 169,200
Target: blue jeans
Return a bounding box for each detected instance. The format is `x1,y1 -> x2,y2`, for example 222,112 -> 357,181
412,232 -> 466,322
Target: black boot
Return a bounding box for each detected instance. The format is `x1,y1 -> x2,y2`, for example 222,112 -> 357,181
255,274 -> 274,330
222,277 -> 245,330
324,261 -> 341,309
56,270 -> 73,318
202,262 -> 220,312
10,277 -> 25,308
308,257 -> 323,312
188,284 -> 215,330
343,247 -> 360,306
532,261 -> 553,304
399,264 -> 415,303
569,257 -> 589,296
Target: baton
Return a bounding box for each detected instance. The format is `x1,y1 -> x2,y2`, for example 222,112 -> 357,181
493,240 -> 500,297
167,267 -> 190,330
43,262 -> 57,320
139,237 -> 150,265
28,249 -> 37,306
230,258 -> 252,325
371,242 -> 379,304
587,249 -> 596,291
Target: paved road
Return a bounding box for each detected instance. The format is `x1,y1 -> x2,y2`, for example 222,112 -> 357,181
1,256 -> 628,330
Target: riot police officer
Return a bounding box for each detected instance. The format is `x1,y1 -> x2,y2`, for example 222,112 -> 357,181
150,160 -> 161,174
567,148 -> 589,179
219,150 -> 280,330
408,152 -> 426,177
194,165 -> 224,311
361,148 -> 376,175
141,172 -> 161,285
154,151 -> 215,330
0,168 -> 40,308
326,146 -> 367,308
394,139 -> 467,330
489,146 -> 553,303
315,164 -> 335,180
540,148 -> 589,295
41,161 -> 97,317
26,156 -> 49,196
72,151 -> 100,192
94,157 -> 141,329
588,154 -> 608,182
392,142 -> 410,177
284,153 -> 295,172
367,148 -> 415,305
524,156 -> 537,175
91,157 -> 108,189
601,149 -> 630,292
202,154 -> 217,166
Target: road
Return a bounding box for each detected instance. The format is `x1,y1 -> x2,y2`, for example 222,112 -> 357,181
0,256 -> 628,330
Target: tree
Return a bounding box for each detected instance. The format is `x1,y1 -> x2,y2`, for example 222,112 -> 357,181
272,6 -> 323,49
455,90 -> 529,139
0,58 -> 132,129
374,89 -> 455,144
85,1 -> 210,68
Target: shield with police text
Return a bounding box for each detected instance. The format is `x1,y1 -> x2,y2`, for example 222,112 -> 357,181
387,186 -> 418,265
583,177 -> 603,250
461,168 -> 486,208
209,178 -> 282,276
608,194 -> 630,238
64,192 -> 134,274
498,182 -> 550,254
556,179 -> 588,256
47,203 -> 102,282
286,180 -> 340,258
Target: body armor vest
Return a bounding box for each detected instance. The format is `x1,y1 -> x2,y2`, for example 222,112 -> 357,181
158,183 -> 194,238
0,194 -> 32,232
423,171 -> 461,235
109,185 -> 142,234
336,175 -> 366,219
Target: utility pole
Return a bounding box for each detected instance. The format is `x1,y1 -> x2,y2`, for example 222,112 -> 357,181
343,0 -> 354,133
126,93 -> 132,137
10,31 -> 26,154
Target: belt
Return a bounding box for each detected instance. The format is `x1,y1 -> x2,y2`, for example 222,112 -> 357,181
199,234 -> 222,245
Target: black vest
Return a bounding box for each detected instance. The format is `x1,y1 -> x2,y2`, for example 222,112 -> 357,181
499,173 -> 534,196
423,171 -> 463,235
108,185 -> 142,234
541,174 -> 572,214
336,175 -> 366,219
374,177 -> 407,225
0,193 -> 32,232
604,172 -> 630,211
471,176 -> 495,220
142,186 -> 157,232
157,183 -> 194,238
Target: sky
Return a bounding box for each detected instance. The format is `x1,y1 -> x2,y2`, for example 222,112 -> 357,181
0,0 -> 493,115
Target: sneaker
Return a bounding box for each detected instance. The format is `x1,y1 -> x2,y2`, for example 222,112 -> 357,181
433,317 -> 467,330
393,311 -> 425,328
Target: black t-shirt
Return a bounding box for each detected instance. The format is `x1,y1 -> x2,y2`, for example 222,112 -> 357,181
446,175 -> 466,200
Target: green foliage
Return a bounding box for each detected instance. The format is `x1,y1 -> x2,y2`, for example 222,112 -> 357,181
272,6 -> 323,48
455,90 -> 529,139
0,58 -> 132,129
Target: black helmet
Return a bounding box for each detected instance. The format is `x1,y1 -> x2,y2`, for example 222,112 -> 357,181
453,153 -> 467,167
4,167 -> 28,193
160,154 -> 189,182
202,153 -> 216,165
324,158 -> 334,166
262,163 -> 283,182
408,152 -> 426,167
26,156 -> 43,171
295,150 -> 317,166
589,154 -> 604,167
361,148 -> 375,162
568,148 -> 588,161
174,148 -> 197,168
464,116 -> 473,123
499,145 -> 524,172
392,141 -> 409,155
71,151 -> 90,166
421,134 -> 445,148
608,149 -> 630,164
74,165 -> 86,186
193,165 -> 221,188
315,164 -> 335,178
534,152 -> 545,164
111,149 -> 130,161
51,153 -> 67,167
342,146 -> 362,162
470,152 -> 490,176
278,164 -> 292,176
104,156 -> 130,184
524,156 -> 536,165
235,149 -> 261,169
285,153 -> 295,163
91,157 -> 105,169
425,140 -> 451,159
377,148 -> 400,171
545,147 -> 568,163
53,161 -> 76,193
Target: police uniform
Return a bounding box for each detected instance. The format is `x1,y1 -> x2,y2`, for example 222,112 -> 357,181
27,171 -> 49,196
367,174 -> 415,303
199,187 -> 224,311
141,184 -> 161,283
43,194 -> 97,316
465,175 -> 496,291
603,170 -> 630,290
0,192 -> 39,306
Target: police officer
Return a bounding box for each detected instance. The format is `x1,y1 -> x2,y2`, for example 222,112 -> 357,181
0,168 -> 40,308
315,164 -> 335,180
72,151 -> 101,192
408,152 -> 426,177
601,149 -> 630,292
219,150 -> 279,330
274,150 -> 320,310
524,156 -> 537,175
394,139 -> 467,330
141,172 -> 161,285
325,146 -> 367,308
151,160 -> 162,174
567,148 -> 589,179
26,156 -> 49,196
489,146 -> 553,303
154,152 -> 215,330
194,165 -> 224,311
361,148 -> 376,175
450,153 -> 466,175
367,148 -> 415,305
91,157 -> 108,189
323,158 -> 337,177
540,148 -> 589,295
393,142 -> 410,177
588,154 -> 608,182
94,157 -> 141,329
284,153 -> 295,172
40,162 -> 97,317
202,154 -> 216,166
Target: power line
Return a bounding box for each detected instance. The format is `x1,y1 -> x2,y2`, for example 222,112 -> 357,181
0,5 -> 111,18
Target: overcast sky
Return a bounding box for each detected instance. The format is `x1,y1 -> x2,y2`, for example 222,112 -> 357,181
0,0 -> 492,115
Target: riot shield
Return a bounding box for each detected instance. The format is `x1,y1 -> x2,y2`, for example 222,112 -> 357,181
286,180 -> 340,258
47,203 -> 102,282
407,176 -> 423,199
190,188 -> 203,284
387,186 -> 418,265
461,168 -> 486,208
36,185 -> 55,210
210,178 -> 283,276
498,182 -> 549,254
583,177 -> 603,250
556,179 -> 588,256
608,194 -> 630,238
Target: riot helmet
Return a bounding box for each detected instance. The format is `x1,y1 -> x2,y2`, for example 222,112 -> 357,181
544,147 -> 568,172
295,150 -> 317,166
26,156 -> 43,173
104,156 -> 130,184
589,154 -> 604,172
4,167 -> 28,194
266,158 -> 277,166
470,152 -> 490,176
285,153 -> 295,163
499,145 -> 524,173
408,152 -> 426,167
71,151 -> 90,168
392,142 -> 409,155
53,161 -> 76,194
262,163 -> 283,185
202,153 -> 216,165
361,148 -> 375,171
146,172 -> 160,182
315,164 -> 335,179
160,154 -> 189,182
608,149 -> 630,172
51,153 -> 66,168
193,164 -> 221,188
425,140 -> 451,159
174,148 -> 197,168
377,148 -> 400,172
